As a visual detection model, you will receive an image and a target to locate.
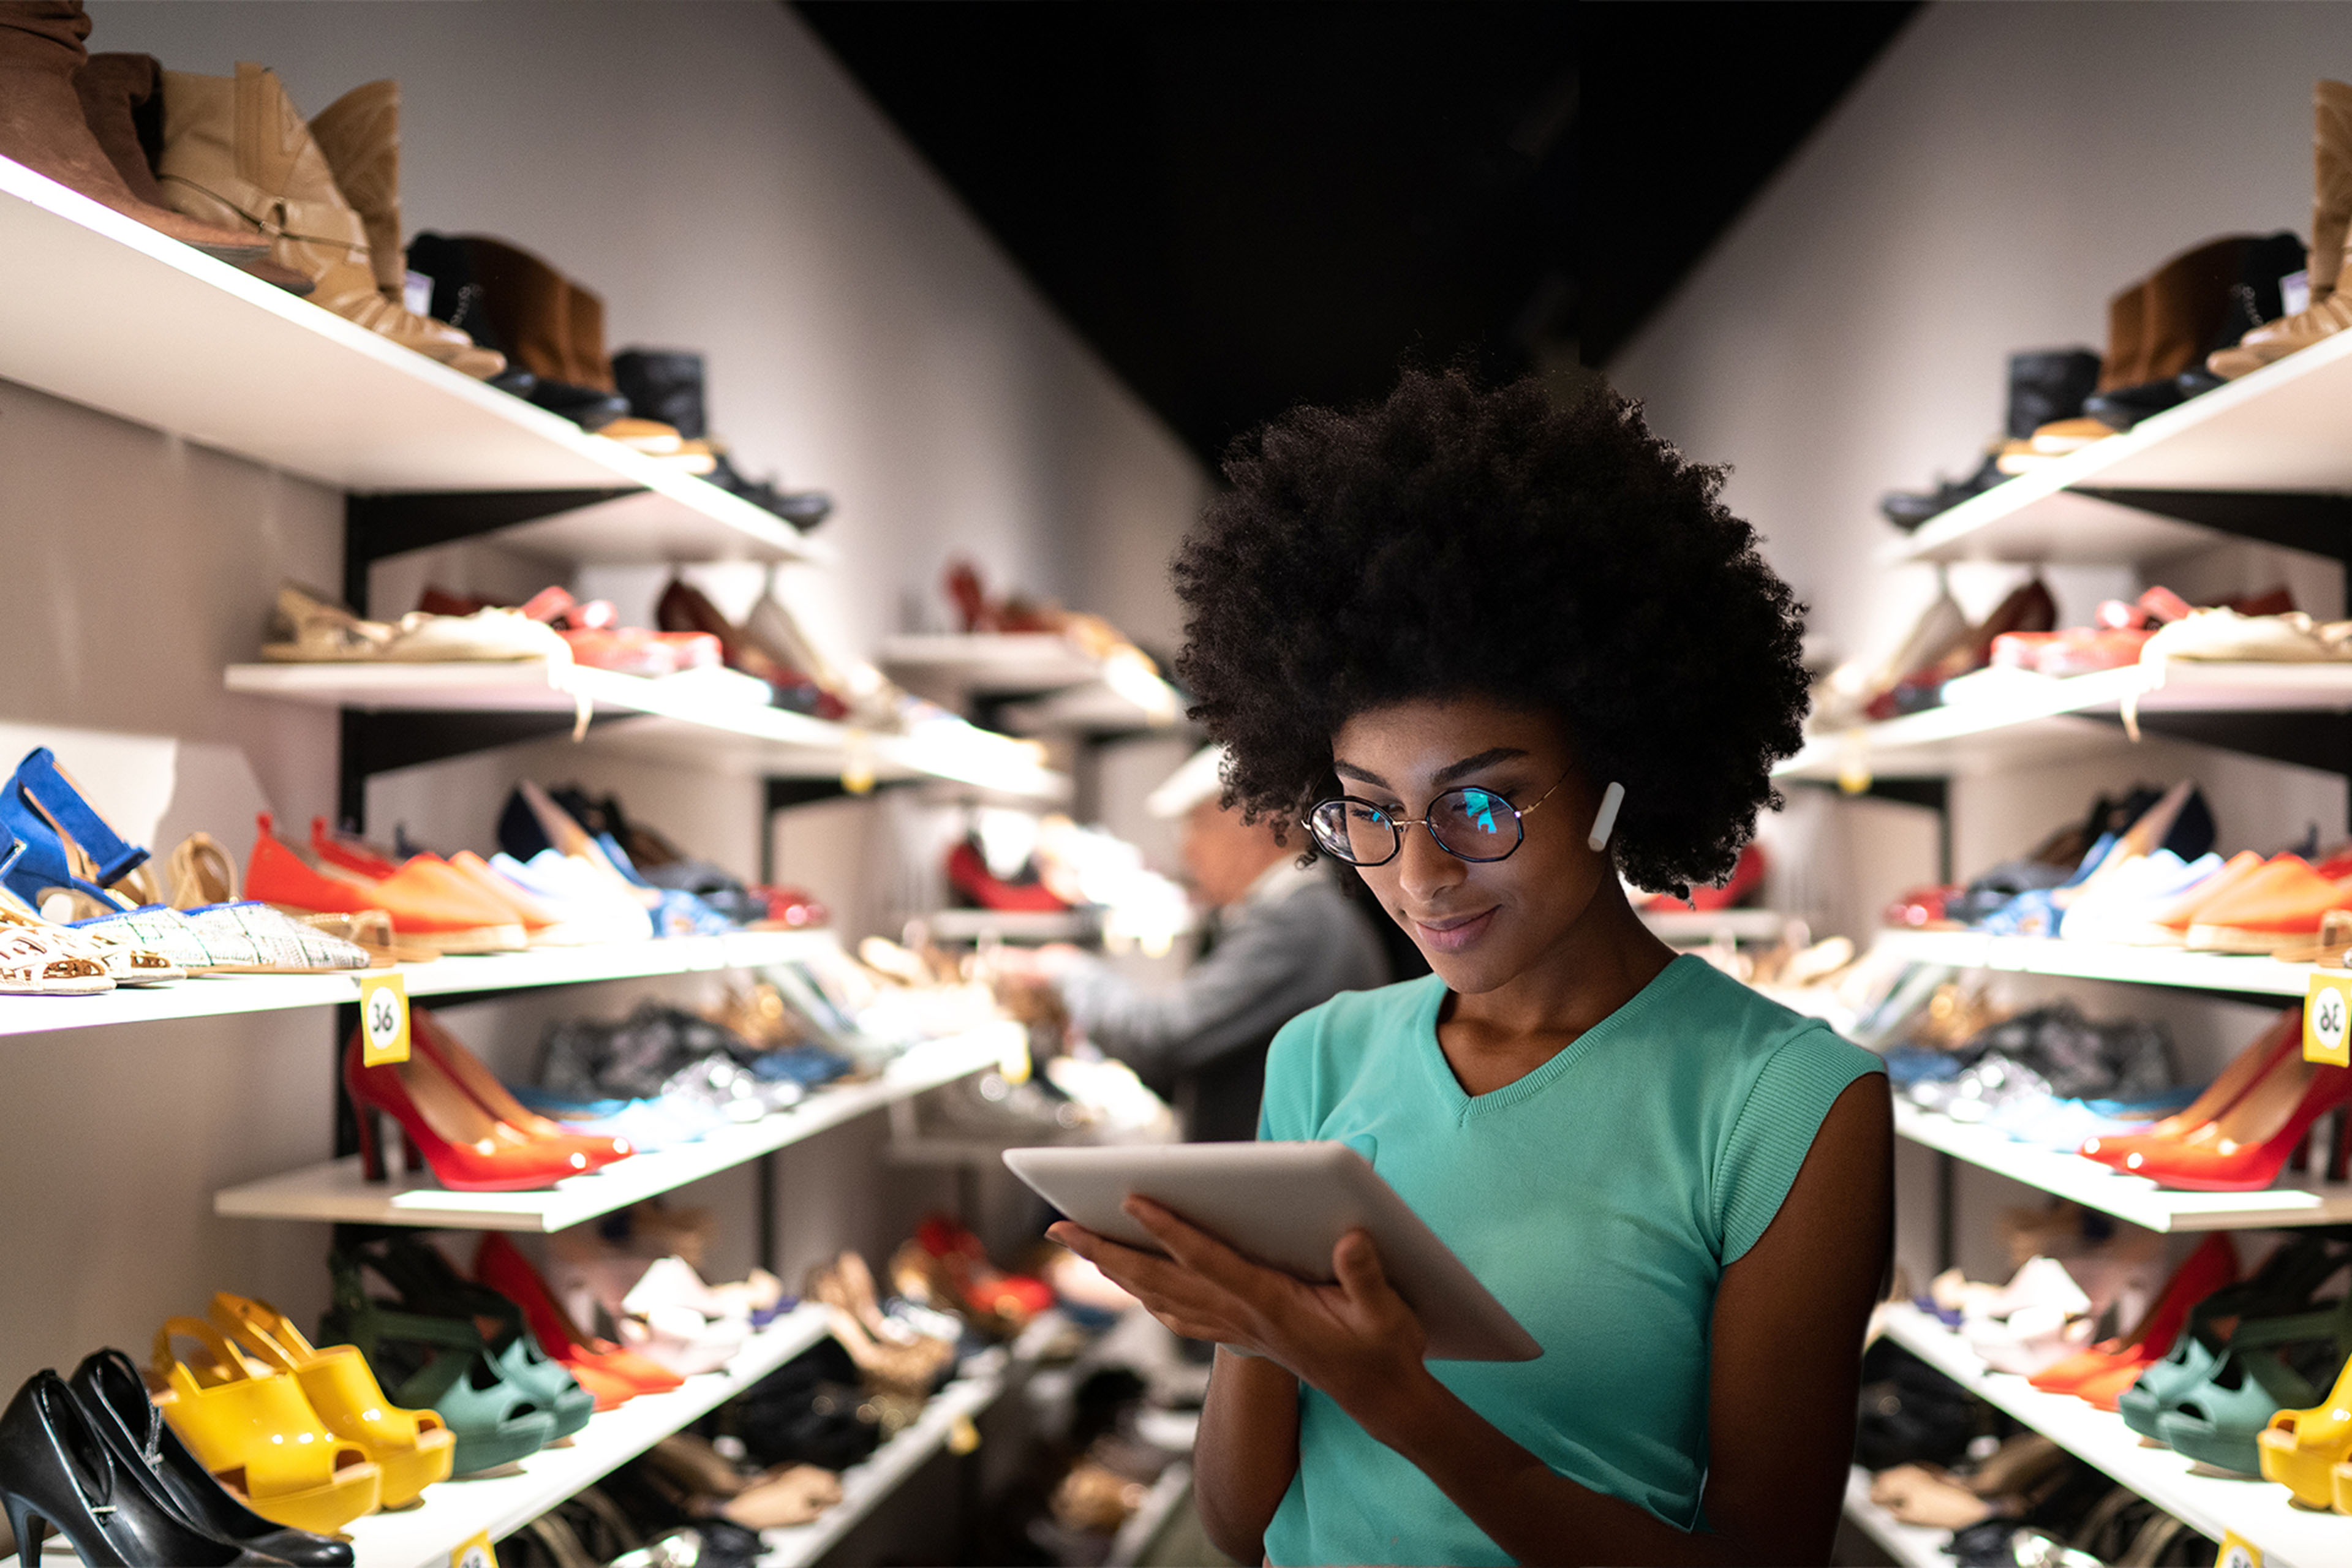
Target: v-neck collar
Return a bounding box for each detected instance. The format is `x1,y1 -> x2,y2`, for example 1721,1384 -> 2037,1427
1417,954 -> 1703,1124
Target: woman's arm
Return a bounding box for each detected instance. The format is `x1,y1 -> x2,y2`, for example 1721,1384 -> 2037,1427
1054,1074 -> 1891,1566
1193,1348 -> 1300,1562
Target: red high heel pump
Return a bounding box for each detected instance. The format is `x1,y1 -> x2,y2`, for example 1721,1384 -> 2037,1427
344,1031 -> 619,1191
407,1008 -> 630,1170
2081,1007 -> 2300,1169
472,1234 -> 683,1409
2111,1048 -> 2352,1192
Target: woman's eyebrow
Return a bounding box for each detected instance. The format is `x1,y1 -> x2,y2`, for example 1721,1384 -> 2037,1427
1432,747 -> 1530,786
1332,747 -> 1531,792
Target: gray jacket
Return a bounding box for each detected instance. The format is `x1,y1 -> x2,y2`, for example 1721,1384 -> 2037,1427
1059,861 -> 1391,1116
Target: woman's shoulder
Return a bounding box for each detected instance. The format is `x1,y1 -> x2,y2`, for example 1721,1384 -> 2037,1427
1259,973 -> 1443,1133
1657,954 -> 1877,1073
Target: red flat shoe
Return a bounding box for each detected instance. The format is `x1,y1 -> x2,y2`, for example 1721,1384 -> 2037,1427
344,1030 -> 605,1191
2116,1052 -> 2352,1191
2082,1008 -> 2300,1168
473,1234 -> 682,1408
2029,1232 -> 2236,1400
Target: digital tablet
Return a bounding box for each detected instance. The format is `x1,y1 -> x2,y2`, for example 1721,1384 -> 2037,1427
1003,1141 -> 1542,1362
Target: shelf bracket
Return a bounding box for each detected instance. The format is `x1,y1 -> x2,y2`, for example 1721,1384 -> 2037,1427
337,708 -> 620,831
2068,488 -> 2352,570
344,488 -> 639,611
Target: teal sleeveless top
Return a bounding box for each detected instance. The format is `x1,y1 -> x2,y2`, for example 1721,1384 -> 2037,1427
1256,956 -> 1883,1566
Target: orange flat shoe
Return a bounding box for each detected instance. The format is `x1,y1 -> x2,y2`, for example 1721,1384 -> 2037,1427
2183,855 -> 2352,951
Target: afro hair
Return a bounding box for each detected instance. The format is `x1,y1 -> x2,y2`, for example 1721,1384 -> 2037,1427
1170,368 -> 1809,897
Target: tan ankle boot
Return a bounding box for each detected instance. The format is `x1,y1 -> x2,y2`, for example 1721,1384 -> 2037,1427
461,233 -> 575,382
305,77 -> 404,298
0,1 -> 270,261
2095,277 -> 2147,392
154,61 -> 503,379
2212,80 -> 2352,378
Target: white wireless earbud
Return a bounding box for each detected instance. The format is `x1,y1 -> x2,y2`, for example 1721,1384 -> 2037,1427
1587,781 -> 1625,851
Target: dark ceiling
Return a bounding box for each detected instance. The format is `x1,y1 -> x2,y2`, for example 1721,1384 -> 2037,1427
795,2 -> 1918,470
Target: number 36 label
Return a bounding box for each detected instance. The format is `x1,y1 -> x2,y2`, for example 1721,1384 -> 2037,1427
360,971 -> 410,1067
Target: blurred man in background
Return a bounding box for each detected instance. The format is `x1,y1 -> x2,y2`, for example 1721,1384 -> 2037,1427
1009,745 -> 1390,1141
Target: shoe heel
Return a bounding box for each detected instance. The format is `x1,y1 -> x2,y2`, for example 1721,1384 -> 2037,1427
4,1493 -> 48,1561
2331,1106 -> 2352,1185
355,1102 -> 386,1183
401,1127 -> 424,1177
2292,1125 -> 2313,1174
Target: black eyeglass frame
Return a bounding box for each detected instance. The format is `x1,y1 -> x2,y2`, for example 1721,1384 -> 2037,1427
1303,769 -> 1575,867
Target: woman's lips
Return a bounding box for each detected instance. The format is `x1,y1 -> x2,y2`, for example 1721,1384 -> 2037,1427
1412,906 -> 1498,953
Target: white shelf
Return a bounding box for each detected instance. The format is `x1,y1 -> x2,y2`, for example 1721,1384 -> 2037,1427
0,930 -> 839,1039
1888,322 -> 2352,568
1642,908 -> 1790,943
1893,1101 -> 2352,1232
1882,1303 -> 2348,1568
916,908 -> 1099,943
1779,662 -> 2352,782
755,1366 -> 1006,1568
1871,927 -> 2313,998
350,1305 -> 834,1568
223,662 -> 1068,800
1106,1461 -> 1194,1568
214,1026 -> 1017,1231
1841,1466 -> 1953,1568
0,156 -> 824,567
878,635 -> 1109,700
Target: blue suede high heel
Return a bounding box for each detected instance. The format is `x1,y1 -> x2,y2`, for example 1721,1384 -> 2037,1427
0,748 -> 152,911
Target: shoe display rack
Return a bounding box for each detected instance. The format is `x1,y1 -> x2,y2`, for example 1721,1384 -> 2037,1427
878,633 -> 1185,737
0,147 -> 1092,1566
1841,1466 -> 1954,1568
1824,318 -> 2352,1561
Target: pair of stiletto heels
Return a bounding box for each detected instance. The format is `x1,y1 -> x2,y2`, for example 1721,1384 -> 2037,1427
345,1004 -> 630,1190
0,1349 -> 350,1566
323,1230 -> 595,1476
2080,1006 -> 2352,1189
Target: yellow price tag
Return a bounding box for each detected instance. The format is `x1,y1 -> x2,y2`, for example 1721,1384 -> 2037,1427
450,1530 -> 497,1568
359,971 -> 410,1067
2304,971 -> 2350,1066
2214,1530 -> 2260,1568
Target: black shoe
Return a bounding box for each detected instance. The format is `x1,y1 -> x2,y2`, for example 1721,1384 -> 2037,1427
706,451 -> 833,530
527,379 -> 631,429
612,349 -> 708,439
1880,450 -> 2005,532
2004,347 -> 2101,439
69,1348 -> 354,1568
0,1369 -> 277,1566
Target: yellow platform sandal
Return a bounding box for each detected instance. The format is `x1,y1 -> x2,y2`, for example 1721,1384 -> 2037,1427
211,1292 -> 456,1510
150,1317 -> 382,1534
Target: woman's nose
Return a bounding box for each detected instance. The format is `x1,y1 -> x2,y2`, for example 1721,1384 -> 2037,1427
1395,819 -> 1466,899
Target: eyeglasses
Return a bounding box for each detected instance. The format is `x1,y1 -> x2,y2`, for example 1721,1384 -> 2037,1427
1303,771 -> 1572,867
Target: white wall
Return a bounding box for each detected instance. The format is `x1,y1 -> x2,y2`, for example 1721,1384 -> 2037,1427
1611,1 -> 2352,1294
0,0 -> 1204,1428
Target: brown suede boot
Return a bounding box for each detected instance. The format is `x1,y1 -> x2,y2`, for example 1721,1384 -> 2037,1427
2212,80 -> 2352,377
565,278 -> 617,391
2137,235 -> 2246,382
0,1 -> 271,260
72,50 -> 312,292
154,61 -> 502,379
306,77 -> 404,298
2094,278 -> 2147,393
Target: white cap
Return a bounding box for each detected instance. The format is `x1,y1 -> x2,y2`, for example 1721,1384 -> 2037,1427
1145,744 -> 1228,820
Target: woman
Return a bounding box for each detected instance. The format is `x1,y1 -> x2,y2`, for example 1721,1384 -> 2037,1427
1049,371 -> 1892,1566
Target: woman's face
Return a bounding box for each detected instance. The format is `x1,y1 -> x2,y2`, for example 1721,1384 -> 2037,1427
1330,696 -> 1614,995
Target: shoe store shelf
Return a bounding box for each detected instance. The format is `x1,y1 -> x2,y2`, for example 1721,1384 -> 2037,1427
0,930 -> 839,1039
1641,908 -> 1791,944
222,662 -> 1069,800
1882,1303 -> 2349,1568
348,1303 -> 835,1568
1887,324 -> 2352,568
1892,1102 -> 2352,1234
754,1367 -> 1008,1568
1870,927 -> 2312,999
1840,1466 -> 1954,1568
878,635 -> 1185,735
0,157 -> 824,568
915,908 -> 1101,943
1776,662 -> 2352,783
1106,1461 -> 1196,1568
213,1025 -> 1019,1232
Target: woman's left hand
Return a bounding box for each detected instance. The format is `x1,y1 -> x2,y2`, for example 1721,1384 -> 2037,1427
1048,1198 -> 1430,1421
